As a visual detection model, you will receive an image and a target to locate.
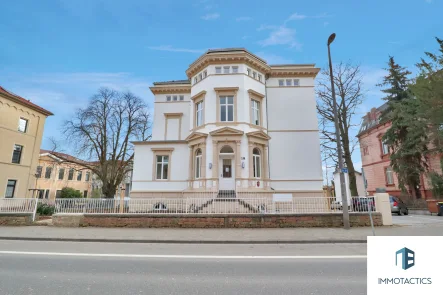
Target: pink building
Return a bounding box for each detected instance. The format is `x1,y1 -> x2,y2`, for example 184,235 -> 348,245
357,103 -> 442,199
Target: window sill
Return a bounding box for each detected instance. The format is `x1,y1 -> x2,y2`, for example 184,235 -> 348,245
385,184 -> 395,187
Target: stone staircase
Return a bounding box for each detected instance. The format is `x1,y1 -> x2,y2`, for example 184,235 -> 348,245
190,191 -> 259,214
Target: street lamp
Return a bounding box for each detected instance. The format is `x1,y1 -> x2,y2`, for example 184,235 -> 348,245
327,33 -> 350,229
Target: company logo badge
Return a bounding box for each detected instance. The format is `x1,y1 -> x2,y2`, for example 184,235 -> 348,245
395,247 -> 415,270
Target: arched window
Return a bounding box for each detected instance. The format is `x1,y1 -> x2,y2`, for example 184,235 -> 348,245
195,149 -> 202,179
253,148 -> 261,178
220,145 -> 234,154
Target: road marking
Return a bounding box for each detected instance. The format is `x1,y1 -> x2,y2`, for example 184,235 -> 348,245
0,251 -> 366,259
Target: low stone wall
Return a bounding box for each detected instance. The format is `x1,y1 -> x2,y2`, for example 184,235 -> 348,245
52,212 -> 382,228
0,213 -> 34,226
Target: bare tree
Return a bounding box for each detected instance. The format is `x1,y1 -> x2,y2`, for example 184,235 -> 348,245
317,62 -> 365,197
53,88 -> 151,198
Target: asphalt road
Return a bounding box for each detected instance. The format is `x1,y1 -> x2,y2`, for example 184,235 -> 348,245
0,241 -> 367,295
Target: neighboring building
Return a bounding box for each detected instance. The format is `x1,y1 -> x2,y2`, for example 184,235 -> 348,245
35,150 -> 94,199
357,104 -> 442,198
132,48 -> 323,197
333,171 -> 366,204
0,86 -> 53,198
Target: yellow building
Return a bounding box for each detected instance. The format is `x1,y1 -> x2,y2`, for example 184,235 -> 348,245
0,86 -> 53,198
36,150 -> 94,199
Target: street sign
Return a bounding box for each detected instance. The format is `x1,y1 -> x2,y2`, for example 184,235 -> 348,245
341,168 -> 348,173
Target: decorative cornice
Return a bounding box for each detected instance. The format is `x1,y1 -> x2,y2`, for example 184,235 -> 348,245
210,126 -> 244,136
151,148 -> 175,152
150,85 -> 191,95
185,131 -> 208,142
164,112 -> 183,117
269,65 -> 320,78
132,140 -> 187,145
190,90 -> 207,101
246,130 -> 271,140
214,87 -> 239,93
247,89 -> 265,99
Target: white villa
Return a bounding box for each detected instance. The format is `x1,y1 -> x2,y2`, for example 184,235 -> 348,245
131,48 -> 323,198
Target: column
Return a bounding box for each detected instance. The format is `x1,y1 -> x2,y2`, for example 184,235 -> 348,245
248,143 -> 254,180
188,146 -> 193,182
212,140 -> 218,179
263,145 -> 269,180
236,140 -> 241,179
201,143 -> 207,179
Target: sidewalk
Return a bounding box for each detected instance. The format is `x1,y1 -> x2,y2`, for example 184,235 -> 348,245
1,223 -> 442,244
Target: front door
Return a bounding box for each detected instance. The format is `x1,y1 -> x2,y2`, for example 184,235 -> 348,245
219,158 -> 235,190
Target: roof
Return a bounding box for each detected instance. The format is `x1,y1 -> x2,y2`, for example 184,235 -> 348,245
205,48 -> 267,64
0,86 -> 54,116
40,149 -> 91,165
153,80 -> 191,86
357,102 -> 390,137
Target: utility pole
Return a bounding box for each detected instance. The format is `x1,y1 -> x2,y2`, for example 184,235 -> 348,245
327,33 -> 350,229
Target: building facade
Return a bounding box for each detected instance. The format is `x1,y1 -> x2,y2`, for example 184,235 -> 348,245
0,86 -> 53,198
357,104 -> 442,198
35,150 -> 94,199
132,48 -> 323,197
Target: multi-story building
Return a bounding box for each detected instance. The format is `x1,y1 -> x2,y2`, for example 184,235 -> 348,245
35,150 -> 94,199
0,86 -> 53,198
131,48 -> 323,198
357,103 -> 442,198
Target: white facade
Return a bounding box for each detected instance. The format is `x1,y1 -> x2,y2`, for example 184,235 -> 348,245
333,171 -> 366,203
132,48 -> 323,198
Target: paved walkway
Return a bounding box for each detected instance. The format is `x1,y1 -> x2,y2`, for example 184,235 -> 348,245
1,217 -> 443,243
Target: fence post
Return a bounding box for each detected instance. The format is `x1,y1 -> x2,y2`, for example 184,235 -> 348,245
32,198 -> 38,222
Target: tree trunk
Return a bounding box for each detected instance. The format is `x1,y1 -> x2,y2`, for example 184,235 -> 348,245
342,129 -> 359,196
102,182 -> 117,199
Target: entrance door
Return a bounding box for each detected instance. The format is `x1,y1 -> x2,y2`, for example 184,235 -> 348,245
219,158 -> 235,190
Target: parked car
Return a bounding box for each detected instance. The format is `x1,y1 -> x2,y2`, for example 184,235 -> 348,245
389,196 -> 409,215
352,197 -> 375,212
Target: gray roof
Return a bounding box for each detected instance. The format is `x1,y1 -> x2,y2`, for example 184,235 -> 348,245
205,48 -> 267,64
357,102 -> 389,136
153,80 -> 191,86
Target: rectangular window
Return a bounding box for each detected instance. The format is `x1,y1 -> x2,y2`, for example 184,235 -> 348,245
77,171 -> 82,181
363,147 -> 369,156
253,155 -> 261,178
36,166 -> 43,178
37,189 -> 44,199
194,77 -> 198,84
45,167 -> 52,179
278,79 -> 284,86
173,95 -> 178,101
18,118 -> 28,133
84,190 -> 88,198
5,180 -> 17,198
215,67 -> 222,74
56,190 -> 62,198
156,155 -> 169,180
386,167 -> 394,185
12,144 -> 23,164
258,74 -> 262,82
382,140 -> 389,155
253,71 -> 257,79
247,68 -> 251,76
286,79 -> 292,86
58,168 -> 65,180
68,168 -> 74,180
85,172 -> 90,182
220,96 -> 234,122
199,73 -> 203,81
196,101 -> 203,127
232,66 -> 238,73
179,95 -> 184,101
293,79 -> 300,86
44,190 -> 50,199
195,155 -> 202,179
203,70 -> 207,78
251,100 -> 260,126
166,96 -> 171,102
223,66 -> 230,74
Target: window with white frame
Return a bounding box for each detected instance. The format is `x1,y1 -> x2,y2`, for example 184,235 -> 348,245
68,168 -> 74,180
194,77 -> 198,84
36,166 -> 43,178
173,95 -> 178,101
286,79 -> 292,86
199,73 -> 203,81
156,155 -> 169,180
196,101 -> 203,127
251,99 -> 260,126
195,149 -> 202,179
215,67 -> 222,74
179,95 -> 184,101
45,167 -> 52,179
232,66 -> 238,73
58,168 -> 65,180
166,96 -> 171,101
293,79 -> 300,86
77,171 -> 82,181
253,148 -> 261,178
220,96 -> 234,122
382,139 -> 389,155
223,66 -> 230,74
386,167 -> 394,185
18,118 -> 28,133
85,171 -> 90,181
11,144 -> 23,164
253,71 -> 257,79
203,70 -> 207,78
278,79 -> 284,86
258,74 -> 262,82
247,68 -> 251,76
5,180 -> 17,198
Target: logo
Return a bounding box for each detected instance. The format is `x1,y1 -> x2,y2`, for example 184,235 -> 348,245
395,247 -> 415,270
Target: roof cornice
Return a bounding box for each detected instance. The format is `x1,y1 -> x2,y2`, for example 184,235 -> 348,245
269,65 -> 320,77
149,84 -> 191,95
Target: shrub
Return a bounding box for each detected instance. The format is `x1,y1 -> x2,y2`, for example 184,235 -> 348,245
59,187 -> 83,199
37,203 -> 55,216
428,172 -> 443,199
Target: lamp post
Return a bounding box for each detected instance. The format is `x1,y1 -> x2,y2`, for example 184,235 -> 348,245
327,33 -> 350,229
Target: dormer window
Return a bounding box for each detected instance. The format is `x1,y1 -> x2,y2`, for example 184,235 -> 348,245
215,67 -> 222,74
223,66 -> 230,74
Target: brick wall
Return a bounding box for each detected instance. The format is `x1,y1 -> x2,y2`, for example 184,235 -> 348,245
53,213 -> 382,228
0,214 -> 33,225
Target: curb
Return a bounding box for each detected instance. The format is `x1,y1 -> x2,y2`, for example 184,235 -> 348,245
0,236 -> 367,244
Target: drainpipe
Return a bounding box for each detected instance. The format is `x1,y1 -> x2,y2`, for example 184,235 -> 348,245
27,115 -> 41,198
